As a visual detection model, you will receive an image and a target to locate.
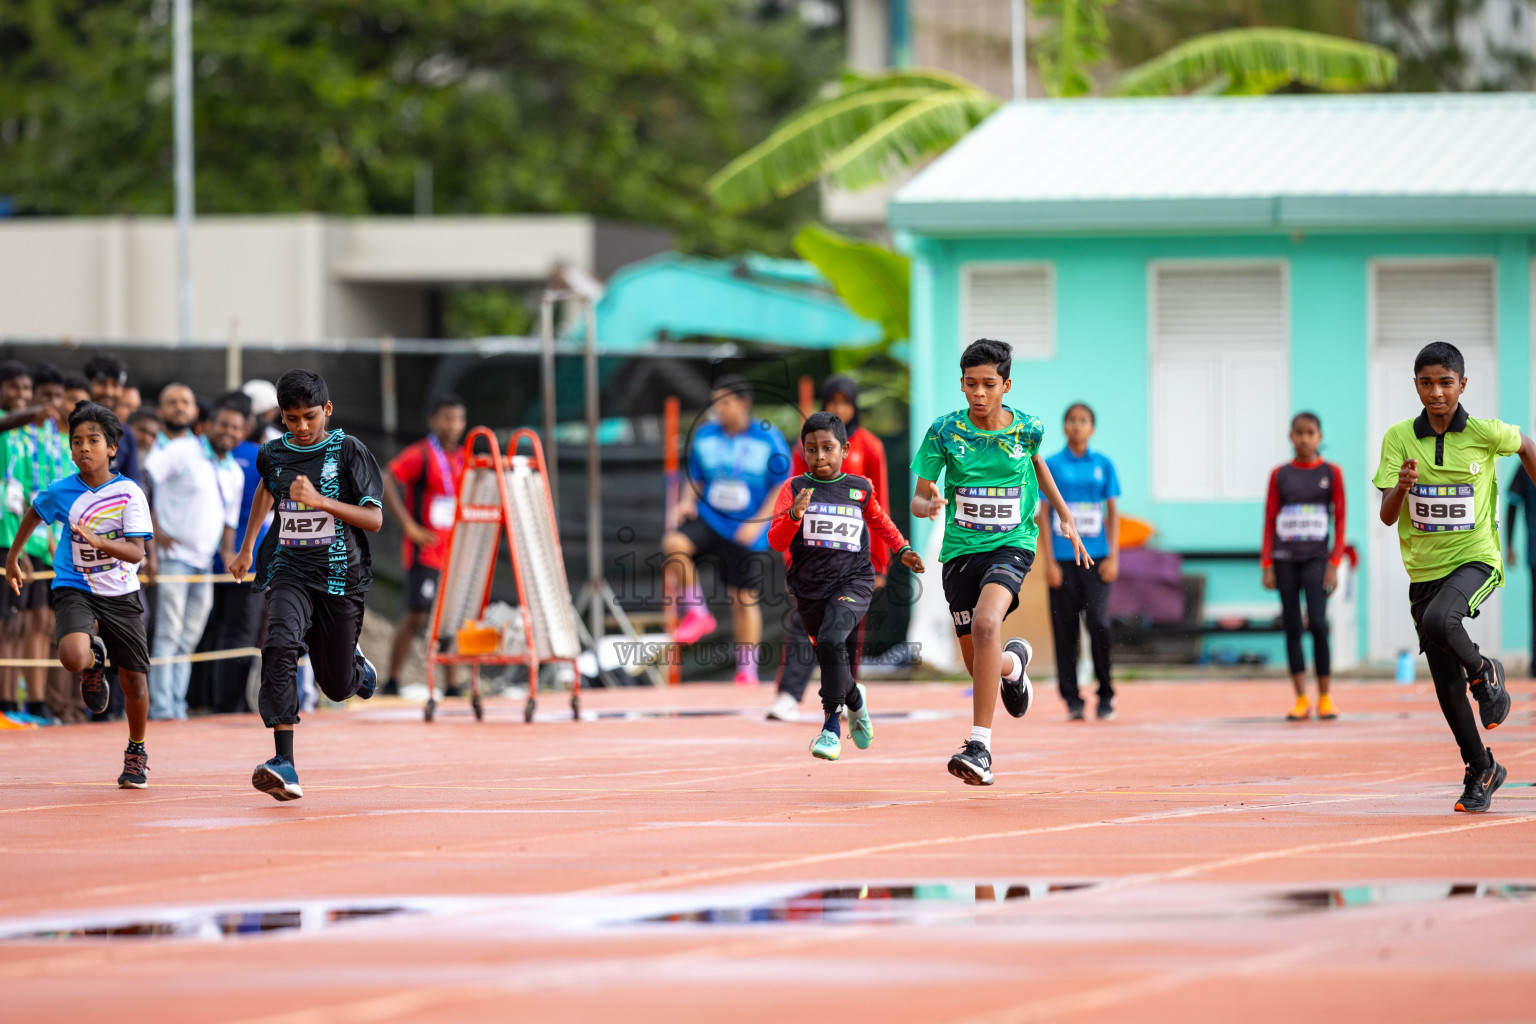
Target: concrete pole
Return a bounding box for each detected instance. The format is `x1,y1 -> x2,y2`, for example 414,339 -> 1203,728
1011,0 -> 1027,101
173,0 -> 194,343
584,301 -> 602,641
540,293 -> 559,517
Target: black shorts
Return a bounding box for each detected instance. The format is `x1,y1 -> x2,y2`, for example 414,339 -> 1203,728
52,586 -> 151,674
14,576 -> 49,612
1409,562 -> 1498,640
405,564 -> 441,613
794,579 -> 875,641
942,545 -> 1034,637
679,516 -> 767,592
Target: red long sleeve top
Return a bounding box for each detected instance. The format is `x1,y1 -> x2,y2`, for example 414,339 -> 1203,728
1261,458 -> 1347,567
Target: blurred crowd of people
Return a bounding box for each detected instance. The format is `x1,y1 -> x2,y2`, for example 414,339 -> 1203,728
0,357 -> 286,727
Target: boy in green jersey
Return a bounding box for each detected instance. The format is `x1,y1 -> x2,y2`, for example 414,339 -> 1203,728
912,340 -> 1091,785
1373,341 -> 1536,813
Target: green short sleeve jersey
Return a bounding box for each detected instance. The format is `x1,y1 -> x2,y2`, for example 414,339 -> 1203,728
911,405 -> 1044,562
0,427 -> 32,550
1370,406 -> 1521,584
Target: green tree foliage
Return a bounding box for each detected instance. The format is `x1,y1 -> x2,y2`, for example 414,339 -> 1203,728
0,0 -> 841,255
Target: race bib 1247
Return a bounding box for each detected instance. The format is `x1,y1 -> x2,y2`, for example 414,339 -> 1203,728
801,502 -> 864,552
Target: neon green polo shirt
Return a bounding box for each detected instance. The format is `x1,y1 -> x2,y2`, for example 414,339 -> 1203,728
1371,405 -> 1521,584
911,405 -> 1044,562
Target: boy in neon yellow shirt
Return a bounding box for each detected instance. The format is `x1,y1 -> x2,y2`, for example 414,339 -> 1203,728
1373,342 -> 1536,812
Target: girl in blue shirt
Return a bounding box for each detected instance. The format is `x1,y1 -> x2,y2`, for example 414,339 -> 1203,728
1036,403 -> 1121,720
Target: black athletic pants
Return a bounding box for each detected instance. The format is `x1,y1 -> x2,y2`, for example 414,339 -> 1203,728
1050,561 -> 1113,709
258,581 -> 366,727
1410,563 -> 1494,769
776,602 -> 863,702
793,585 -> 873,717
1274,557 -> 1331,678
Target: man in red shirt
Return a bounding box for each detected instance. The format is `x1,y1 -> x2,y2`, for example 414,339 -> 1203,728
380,396 -> 467,696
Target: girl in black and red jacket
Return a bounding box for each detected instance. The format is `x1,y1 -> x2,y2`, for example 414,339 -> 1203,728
1261,412 -> 1347,722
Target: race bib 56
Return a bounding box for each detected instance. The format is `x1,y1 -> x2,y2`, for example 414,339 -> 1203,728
1408,484 -> 1475,533
72,527 -> 121,575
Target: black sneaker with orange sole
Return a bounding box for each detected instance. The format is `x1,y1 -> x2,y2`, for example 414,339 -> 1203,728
1454,749 -> 1506,813
1469,657 -> 1510,730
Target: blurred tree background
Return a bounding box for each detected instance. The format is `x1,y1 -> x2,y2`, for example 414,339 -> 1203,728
0,0 -> 842,256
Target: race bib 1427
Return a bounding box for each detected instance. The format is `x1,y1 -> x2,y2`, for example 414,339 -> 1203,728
278,500 -> 337,547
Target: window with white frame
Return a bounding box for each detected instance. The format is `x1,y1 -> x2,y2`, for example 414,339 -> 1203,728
960,262 -> 1054,359
1150,263 -> 1290,501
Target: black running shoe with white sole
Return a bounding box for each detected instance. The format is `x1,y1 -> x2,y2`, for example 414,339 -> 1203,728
80,635 -> 109,715
1096,697 -> 1116,721
1454,749 -> 1506,813
1469,657 -> 1510,730
947,740 -> 994,786
117,744 -> 148,789
999,637 -> 1033,718
252,756 -> 304,801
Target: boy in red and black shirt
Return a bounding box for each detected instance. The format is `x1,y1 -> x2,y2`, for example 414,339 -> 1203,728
381,396 -> 467,696
769,412 -> 924,761
1260,411 -> 1347,722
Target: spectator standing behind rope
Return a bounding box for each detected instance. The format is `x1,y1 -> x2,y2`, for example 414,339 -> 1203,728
199,393 -> 269,713
242,380 -> 284,444
769,375 -> 891,722
380,396 -> 467,697
0,363 -> 38,720
84,357 -> 140,483
144,392 -> 244,720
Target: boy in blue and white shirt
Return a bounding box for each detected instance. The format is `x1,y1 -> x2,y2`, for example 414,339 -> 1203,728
1036,402 -> 1122,721
7,402 -> 154,787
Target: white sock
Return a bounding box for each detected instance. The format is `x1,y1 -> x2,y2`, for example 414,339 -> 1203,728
1001,651 -> 1022,682
969,726 -> 992,749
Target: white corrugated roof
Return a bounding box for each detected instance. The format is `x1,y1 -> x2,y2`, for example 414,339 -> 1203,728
889,94 -> 1536,233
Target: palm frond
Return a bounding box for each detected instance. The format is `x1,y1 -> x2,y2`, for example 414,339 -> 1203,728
835,67 -> 989,97
706,86 -> 940,214
1114,27 -> 1398,97
823,90 -> 1001,194
793,225 -> 910,342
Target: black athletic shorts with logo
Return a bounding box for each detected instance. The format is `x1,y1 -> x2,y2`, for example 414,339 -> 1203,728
405,564 -> 441,613
941,545 -> 1034,637
679,516 -> 767,592
52,586 -> 151,674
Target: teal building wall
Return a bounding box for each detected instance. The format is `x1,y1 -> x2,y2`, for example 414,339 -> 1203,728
904,231 -> 1536,665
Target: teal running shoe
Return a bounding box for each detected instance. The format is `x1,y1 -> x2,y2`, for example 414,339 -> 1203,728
847,683 -> 874,750
809,729 -> 841,761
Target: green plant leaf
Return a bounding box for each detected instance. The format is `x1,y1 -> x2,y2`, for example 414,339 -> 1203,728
706,85 -> 943,214
1114,27 -> 1397,96
822,90 -> 1000,194
792,224 -> 910,342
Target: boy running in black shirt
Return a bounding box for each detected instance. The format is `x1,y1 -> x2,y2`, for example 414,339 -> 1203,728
768,412 -> 924,760
229,370 -> 384,801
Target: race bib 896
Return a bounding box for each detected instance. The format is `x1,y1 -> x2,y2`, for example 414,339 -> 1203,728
1408,484 -> 1475,533
954,486 -> 1021,532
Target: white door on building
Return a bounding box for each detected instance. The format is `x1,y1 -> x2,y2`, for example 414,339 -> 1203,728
1368,261 -> 1501,664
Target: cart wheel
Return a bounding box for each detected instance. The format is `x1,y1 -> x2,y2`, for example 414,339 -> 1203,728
472,694 -> 484,722
524,696 -> 537,723
424,698 -> 436,723
571,694 -> 581,720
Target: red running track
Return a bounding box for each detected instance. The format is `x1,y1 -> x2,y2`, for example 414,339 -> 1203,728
1,678 -> 1534,1023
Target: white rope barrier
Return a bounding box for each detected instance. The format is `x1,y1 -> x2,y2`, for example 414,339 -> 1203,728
0,647 -> 260,668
